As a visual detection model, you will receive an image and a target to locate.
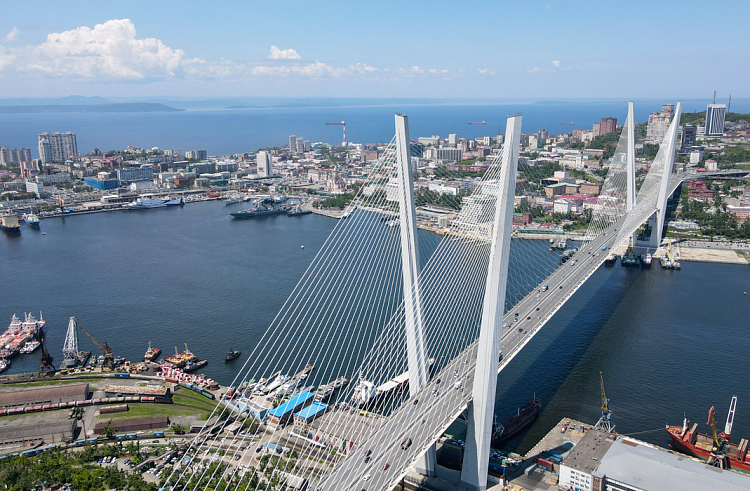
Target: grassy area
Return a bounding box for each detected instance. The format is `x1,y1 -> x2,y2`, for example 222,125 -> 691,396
172,393 -> 217,412
736,250 -> 750,262
0,378 -> 97,388
104,401 -> 210,421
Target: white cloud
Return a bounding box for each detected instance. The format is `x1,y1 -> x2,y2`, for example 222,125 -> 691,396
551,60 -> 561,67
268,46 -> 300,60
5,27 -> 19,42
17,19 -> 186,80
527,67 -> 542,73
478,68 -> 495,75
561,65 -> 573,71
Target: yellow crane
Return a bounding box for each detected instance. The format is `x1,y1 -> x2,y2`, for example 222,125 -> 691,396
76,320 -> 113,369
594,371 -> 615,433
706,405 -> 728,468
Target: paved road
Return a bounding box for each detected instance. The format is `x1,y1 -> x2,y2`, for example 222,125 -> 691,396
316,174 -> 685,491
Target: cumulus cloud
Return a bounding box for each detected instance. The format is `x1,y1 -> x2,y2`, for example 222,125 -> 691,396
17,19 -> 186,80
478,68 -> 495,75
527,67 -> 542,73
5,27 -> 19,42
268,46 -> 301,60
551,60 -> 561,67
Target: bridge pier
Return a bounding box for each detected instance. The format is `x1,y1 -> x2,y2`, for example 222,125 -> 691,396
394,113 -> 436,476
460,115 -> 522,491
648,101 -> 682,249
627,101 -> 637,246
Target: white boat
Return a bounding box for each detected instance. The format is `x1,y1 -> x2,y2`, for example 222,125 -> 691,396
0,358 -> 9,373
262,373 -> 288,394
126,195 -> 184,209
20,340 -> 40,354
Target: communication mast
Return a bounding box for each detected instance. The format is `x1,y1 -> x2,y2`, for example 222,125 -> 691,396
62,316 -> 79,365
595,371 -> 615,433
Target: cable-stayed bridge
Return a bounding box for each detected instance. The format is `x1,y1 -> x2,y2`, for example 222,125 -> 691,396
169,102 -> 694,491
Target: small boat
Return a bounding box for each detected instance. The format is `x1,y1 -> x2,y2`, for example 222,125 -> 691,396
0,358 -> 9,374
144,341 -> 162,362
20,340 -> 41,354
225,349 -> 241,362
183,359 -> 208,372
225,199 -> 239,205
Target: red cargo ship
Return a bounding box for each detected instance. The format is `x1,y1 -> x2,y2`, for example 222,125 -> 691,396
666,396 -> 750,474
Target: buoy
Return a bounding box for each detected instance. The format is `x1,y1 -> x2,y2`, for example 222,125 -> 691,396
301,245 -> 305,249
744,292 -> 747,295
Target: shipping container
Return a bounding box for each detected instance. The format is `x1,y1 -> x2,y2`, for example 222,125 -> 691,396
114,373 -> 130,378
524,463 -> 537,476
154,431 -> 165,437
126,433 -> 137,439
536,457 -> 554,471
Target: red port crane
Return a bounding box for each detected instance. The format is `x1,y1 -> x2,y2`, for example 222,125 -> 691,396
326,121 -> 346,146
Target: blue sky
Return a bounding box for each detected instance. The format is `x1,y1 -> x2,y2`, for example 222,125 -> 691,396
0,0 -> 746,99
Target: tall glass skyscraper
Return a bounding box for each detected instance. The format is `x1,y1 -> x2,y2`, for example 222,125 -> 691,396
705,104 -> 726,137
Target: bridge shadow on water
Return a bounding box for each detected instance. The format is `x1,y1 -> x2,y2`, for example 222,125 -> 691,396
445,263 -> 647,454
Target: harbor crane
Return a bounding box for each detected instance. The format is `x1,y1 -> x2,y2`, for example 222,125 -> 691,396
594,371 -> 615,433
77,320 -> 114,369
706,395 -> 737,469
325,121 -> 346,146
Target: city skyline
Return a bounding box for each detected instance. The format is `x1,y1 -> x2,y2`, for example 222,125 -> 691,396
0,0 -> 747,99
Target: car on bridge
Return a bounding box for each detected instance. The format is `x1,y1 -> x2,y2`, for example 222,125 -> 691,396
401,438 -> 412,450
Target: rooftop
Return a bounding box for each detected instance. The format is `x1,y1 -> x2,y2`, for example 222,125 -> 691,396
595,437 -> 750,491
562,428 -> 615,474
295,401 -> 328,420
268,391 -> 314,418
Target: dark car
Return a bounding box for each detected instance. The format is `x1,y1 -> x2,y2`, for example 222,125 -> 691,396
401,438 -> 412,450
365,449 -> 372,457
382,463 -> 390,471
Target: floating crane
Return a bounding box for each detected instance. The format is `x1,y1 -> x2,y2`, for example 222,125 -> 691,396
39,340 -> 56,375
326,121 -> 346,146
595,371 -> 615,433
77,321 -> 114,369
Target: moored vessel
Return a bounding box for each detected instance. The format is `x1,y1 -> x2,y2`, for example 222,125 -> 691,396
0,211 -> 21,234
163,343 -> 198,368
640,251 -> 652,268
667,396 -> 750,473
620,247 -> 639,267
144,341 -> 162,361
604,253 -> 617,266
492,397 -> 542,446
0,358 -> 9,374
23,213 -> 40,228
287,206 -> 312,216
183,359 -> 208,372
125,195 -> 184,210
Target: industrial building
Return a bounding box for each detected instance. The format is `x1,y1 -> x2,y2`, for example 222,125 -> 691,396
292,400 -> 329,434
266,391 -> 314,429
0,383 -> 90,409
0,420 -> 78,448
559,429 -> 750,491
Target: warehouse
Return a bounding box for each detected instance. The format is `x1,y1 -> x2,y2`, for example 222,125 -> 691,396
93,416 -> 169,434
266,391 -> 314,429
103,385 -> 171,402
0,383 -> 90,409
0,420 -> 77,448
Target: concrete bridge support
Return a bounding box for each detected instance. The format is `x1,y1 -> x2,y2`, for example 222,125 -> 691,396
460,115 -> 522,491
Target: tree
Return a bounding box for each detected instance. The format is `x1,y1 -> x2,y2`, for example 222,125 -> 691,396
102,420 -> 117,439
171,423 -> 187,435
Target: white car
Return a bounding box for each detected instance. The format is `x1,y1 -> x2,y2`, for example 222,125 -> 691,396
362,474 -> 371,481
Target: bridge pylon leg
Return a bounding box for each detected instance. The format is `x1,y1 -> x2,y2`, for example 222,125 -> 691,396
394,113 -> 435,475
649,101 -> 682,249
627,101 -> 637,246
460,115 -> 522,491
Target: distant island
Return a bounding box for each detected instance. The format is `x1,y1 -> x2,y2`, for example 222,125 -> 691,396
0,103 -> 184,114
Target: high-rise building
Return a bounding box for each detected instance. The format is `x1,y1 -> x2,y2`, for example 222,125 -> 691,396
646,105 -> 674,143
599,117 -> 617,136
0,147 -> 32,166
257,151 -> 273,177
448,133 -> 457,146
289,135 -> 297,153
592,123 -> 601,137
681,125 -> 697,151
436,148 -> 462,162
185,149 -> 207,161
38,132 -> 78,164
705,104 -> 726,137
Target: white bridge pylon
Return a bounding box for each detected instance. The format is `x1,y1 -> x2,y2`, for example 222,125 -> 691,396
460,115 -> 522,490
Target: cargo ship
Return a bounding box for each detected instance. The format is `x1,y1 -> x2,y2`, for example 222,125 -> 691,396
666,396 -> 750,473
230,205 -> 286,218
23,213 -> 40,228
640,251 -> 652,268
0,313 -> 44,358
287,206 -> 312,216
492,397 -> 542,446
0,211 -> 21,234
144,341 -> 162,361
125,195 -> 184,210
